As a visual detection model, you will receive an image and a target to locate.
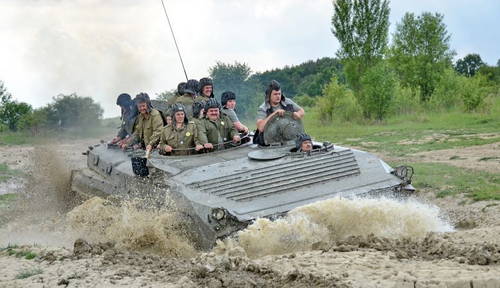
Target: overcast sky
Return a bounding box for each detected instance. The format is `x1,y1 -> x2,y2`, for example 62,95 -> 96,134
1,0 -> 499,117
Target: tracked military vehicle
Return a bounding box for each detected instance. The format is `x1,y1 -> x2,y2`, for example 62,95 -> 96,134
71,106 -> 414,249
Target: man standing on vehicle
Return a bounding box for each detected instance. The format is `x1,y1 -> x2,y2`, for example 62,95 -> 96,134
221,91 -> 249,134
198,99 -> 240,150
121,93 -> 164,150
255,80 -> 305,145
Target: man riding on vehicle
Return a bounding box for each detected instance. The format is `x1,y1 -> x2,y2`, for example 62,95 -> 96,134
197,99 -> 240,150
221,91 -> 249,134
121,93 -> 164,150
199,77 -> 214,100
156,103 -> 203,155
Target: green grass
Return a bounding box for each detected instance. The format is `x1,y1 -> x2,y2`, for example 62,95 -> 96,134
410,162 -> 500,201
15,268 -> 43,279
304,106 -> 500,156
0,163 -> 22,183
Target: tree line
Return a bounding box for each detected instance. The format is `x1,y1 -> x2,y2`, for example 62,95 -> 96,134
198,0 -> 499,122
0,81 -> 103,134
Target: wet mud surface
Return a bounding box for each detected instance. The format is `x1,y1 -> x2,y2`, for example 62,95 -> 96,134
0,139 -> 499,287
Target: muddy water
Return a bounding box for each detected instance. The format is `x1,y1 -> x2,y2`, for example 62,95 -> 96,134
227,197 -> 453,258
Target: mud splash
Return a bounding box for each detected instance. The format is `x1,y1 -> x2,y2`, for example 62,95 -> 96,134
66,197 -> 196,258
222,197 -> 453,258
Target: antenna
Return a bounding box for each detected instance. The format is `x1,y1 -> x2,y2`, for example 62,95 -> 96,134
160,0 -> 189,81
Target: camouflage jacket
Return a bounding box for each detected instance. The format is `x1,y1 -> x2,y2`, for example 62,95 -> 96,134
132,109 -> 164,147
197,115 -> 238,147
159,122 -> 200,155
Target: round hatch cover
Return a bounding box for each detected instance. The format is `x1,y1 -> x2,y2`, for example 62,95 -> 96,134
263,112 -> 304,145
248,150 -> 287,161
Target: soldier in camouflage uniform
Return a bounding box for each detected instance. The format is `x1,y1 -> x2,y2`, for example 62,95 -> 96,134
197,99 -> 240,150
157,104 -> 203,156
122,93 -> 164,150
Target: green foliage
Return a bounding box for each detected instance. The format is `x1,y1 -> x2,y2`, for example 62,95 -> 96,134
460,74 -> 492,112
331,0 -> 390,92
249,58 -> 344,97
317,77 -> 362,123
209,61 -> 256,119
0,82 -> 33,131
15,268 -> 43,279
293,95 -> 316,108
360,61 -> 397,120
390,86 -> 421,115
478,65 -> 500,85
47,93 -> 103,128
455,54 -> 484,77
389,12 -> 455,102
304,96 -> 500,157
429,69 -> 463,109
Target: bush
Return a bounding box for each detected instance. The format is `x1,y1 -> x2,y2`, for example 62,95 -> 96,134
317,77 -> 362,123
293,95 -> 316,107
429,69 -> 463,110
461,74 -> 491,112
360,62 -> 397,120
390,86 -> 421,115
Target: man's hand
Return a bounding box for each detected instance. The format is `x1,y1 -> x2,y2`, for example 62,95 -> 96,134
132,144 -> 141,150
146,145 -> 153,151
275,109 -> 285,117
164,145 -> 173,153
233,135 -> 241,143
204,143 -> 214,149
195,144 -> 204,151
110,136 -> 120,144
292,111 -> 300,119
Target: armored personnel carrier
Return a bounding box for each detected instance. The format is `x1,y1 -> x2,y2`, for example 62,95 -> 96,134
71,110 -> 414,249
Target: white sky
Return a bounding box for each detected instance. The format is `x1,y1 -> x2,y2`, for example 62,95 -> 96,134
0,0 -> 499,117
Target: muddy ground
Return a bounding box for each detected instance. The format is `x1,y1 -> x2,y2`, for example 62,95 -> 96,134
0,139 -> 499,288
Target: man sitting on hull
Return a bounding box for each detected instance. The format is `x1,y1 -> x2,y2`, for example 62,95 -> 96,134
255,80 -> 305,145
156,103 -> 203,155
221,91 -> 249,134
121,93 -> 164,150
198,99 -> 240,150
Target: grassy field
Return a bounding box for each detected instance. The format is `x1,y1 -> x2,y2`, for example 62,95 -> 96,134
303,99 -> 500,201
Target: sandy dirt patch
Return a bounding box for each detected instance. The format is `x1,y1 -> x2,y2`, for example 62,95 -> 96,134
410,142 -> 500,173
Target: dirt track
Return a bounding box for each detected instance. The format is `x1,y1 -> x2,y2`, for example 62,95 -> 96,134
0,139 -> 499,288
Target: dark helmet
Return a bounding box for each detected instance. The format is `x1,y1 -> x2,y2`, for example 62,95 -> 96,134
135,92 -> 150,104
199,77 -> 214,97
265,80 -> 285,104
116,93 -> 132,106
177,82 -> 187,96
295,133 -> 312,150
192,101 -> 205,119
184,79 -> 200,95
221,91 -> 236,107
204,98 -> 221,111
171,103 -> 188,124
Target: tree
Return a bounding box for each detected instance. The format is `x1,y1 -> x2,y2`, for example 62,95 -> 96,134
331,0 -> 390,92
209,61 -> 256,119
455,54 -> 484,77
47,94 -> 103,128
360,61 -> 397,120
389,12 -> 455,101
0,81 -> 33,131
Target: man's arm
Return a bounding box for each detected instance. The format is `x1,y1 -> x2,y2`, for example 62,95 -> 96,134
256,109 -> 284,132
197,120 -> 209,145
292,108 -> 305,120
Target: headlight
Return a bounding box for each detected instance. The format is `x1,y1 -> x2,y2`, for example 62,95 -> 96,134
211,208 -> 225,221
